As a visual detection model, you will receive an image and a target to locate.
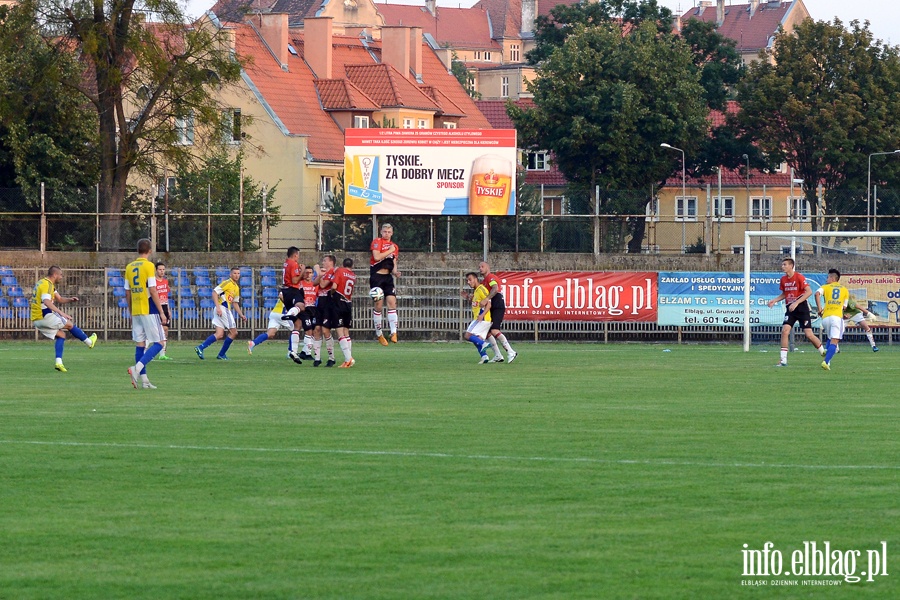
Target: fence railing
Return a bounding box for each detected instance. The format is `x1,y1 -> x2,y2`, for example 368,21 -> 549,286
1,267 -> 896,346
3,186 -> 898,254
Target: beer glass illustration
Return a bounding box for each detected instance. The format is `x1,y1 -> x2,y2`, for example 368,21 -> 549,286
468,154 -> 513,215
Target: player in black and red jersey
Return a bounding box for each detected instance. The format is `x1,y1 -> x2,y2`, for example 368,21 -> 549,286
766,257 -> 826,367
478,261 -> 517,363
331,258 -> 357,368
313,255 -> 338,367
281,246 -> 306,364
370,223 -> 401,345
297,265 -> 320,360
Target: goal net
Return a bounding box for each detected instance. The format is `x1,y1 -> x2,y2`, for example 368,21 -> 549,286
741,231 -> 900,351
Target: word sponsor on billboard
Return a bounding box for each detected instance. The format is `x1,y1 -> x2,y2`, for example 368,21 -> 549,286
497,271 -> 657,322
344,129 -> 517,216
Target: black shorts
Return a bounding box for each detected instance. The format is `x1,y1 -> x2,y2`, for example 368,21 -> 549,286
369,271 -> 396,297
490,305 -> 505,330
161,304 -> 170,322
281,287 -> 304,309
783,303 -> 813,329
333,299 -> 353,329
317,295 -> 335,329
301,307 -> 318,331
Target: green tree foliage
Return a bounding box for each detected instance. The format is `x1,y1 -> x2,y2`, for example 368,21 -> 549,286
450,50 -> 480,100
510,19 -> 708,252
735,18 -> 900,225
32,0 -> 244,249
0,1 -> 99,192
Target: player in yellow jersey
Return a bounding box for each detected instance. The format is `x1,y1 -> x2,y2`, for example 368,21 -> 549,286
31,266 -> 97,372
463,272 -> 493,364
814,269 -> 850,371
195,267 -> 246,360
125,239 -> 167,389
247,293 -> 292,356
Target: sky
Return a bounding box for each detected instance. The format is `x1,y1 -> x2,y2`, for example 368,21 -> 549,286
183,0 -> 899,46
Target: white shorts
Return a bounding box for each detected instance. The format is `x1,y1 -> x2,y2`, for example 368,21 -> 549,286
845,313 -> 866,325
466,319 -> 491,339
267,311 -> 292,331
33,313 -> 68,339
212,307 -> 237,330
132,314 -> 165,344
821,315 -> 845,340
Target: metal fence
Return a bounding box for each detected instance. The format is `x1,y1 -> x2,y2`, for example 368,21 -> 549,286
2,266 -> 896,346
2,186 -> 898,254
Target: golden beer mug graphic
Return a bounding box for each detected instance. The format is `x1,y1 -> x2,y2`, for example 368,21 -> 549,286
469,155 -> 513,215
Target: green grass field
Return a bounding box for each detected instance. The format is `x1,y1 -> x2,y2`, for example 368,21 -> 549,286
0,339 -> 897,599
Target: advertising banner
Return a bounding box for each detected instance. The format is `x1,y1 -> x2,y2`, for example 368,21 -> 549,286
657,272 -> 828,327
842,274 -> 900,326
496,271 -> 658,322
344,129 -> 518,216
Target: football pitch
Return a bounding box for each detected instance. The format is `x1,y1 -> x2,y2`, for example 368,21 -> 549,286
0,340 -> 897,598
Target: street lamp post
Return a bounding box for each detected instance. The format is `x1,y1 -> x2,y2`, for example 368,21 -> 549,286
867,150 -> 900,233
661,143 -> 686,252
742,153 -> 750,218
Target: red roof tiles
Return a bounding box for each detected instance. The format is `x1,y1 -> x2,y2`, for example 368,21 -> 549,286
344,63 -> 442,110
377,3 -> 501,50
681,2 -> 791,52
315,78 -> 380,110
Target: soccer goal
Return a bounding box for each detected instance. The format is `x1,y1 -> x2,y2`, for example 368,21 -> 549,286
741,231 -> 900,351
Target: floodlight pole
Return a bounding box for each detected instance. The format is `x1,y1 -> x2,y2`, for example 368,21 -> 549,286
660,143 -> 686,252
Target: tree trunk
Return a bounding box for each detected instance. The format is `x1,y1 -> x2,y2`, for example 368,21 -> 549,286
628,217 -> 646,254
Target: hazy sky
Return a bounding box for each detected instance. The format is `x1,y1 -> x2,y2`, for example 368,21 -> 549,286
184,0 -> 899,46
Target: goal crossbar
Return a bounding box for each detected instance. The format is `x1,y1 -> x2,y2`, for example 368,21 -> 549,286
742,231 -> 900,351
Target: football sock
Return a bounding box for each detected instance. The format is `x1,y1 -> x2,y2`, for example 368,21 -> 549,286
70,326 -> 88,342
286,306 -> 301,318
387,309 -> 398,334
487,335 -> 501,357
817,343 -> 826,356
469,335 -> 484,349
373,311 -> 383,336
252,332 -> 269,347
866,331 -> 876,347
136,342 -> 163,372
136,346 -> 147,375
780,348 -> 788,363
824,342 -> 838,364
199,335 -> 216,350
290,331 -> 300,354
219,338 -> 234,357
304,334 -> 314,354
313,338 -> 322,360
326,336 -> 335,359
160,340 -> 167,356
496,333 -> 513,353
55,337 -> 65,360
339,336 -> 352,361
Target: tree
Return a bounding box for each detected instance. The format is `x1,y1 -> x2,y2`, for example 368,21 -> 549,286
34,0 -> 244,249
450,50 -> 480,100
0,1 -> 99,191
734,18 -> 900,229
510,20 -> 708,252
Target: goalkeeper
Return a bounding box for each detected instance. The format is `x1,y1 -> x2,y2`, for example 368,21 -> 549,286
843,294 -> 879,352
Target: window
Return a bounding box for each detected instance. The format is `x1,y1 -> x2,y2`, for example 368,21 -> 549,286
474,51 -> 482,60
443,122 -> 457,129
321,176 -> 334,210
417,119 -> 428,129
676,196 -> 697,221
501,76 -> 509,98
510,44 -> 520,62
526,151 -> 548,171
544,197 -> 565,215
751,197 -> 772,221
714,196 -> 734,220
403,118 -> 413,129
353,115 -> 370,128
790,197 -> 810,222
223,108 -> 241,143
175,112 -> 194,145
157,176 -> 176,199
485,51 -> 491,61
645,197 -> 659,222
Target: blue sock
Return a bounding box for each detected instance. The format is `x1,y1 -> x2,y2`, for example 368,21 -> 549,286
70,326 -> 87,342
199,334 -> 217,350
253,332 -> 269,346
469,335 -> 486,354
139,342 -> 163,369
136,346 -> 147,375
219,337 -> 234,357
287,335 -> 293,352
824,342 -> 837,364
55,337 -> 64,360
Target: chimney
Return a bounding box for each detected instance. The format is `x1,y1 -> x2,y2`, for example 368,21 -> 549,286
521,0 -> 536,35
716,0 -> 725,27
409,26 -> 423,82
381,26 -> 411,79
256,13 -> 290,70
425,0 -> 436,17
304,17 -> 333,79
749,0 -> 759,17
673,13 -> 682,34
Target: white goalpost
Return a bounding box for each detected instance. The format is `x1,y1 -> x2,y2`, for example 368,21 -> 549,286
742,231 -> 900,351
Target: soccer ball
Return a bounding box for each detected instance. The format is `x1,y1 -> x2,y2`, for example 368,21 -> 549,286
369,287 -> 384,301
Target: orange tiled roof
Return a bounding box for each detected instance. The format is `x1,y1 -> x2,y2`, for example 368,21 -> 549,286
420,85 -> 466,117
681,2 -> 791,52
316,79 -> 380,111
377,3 -> 500,50
344,63 -> 442,111
211,0 -> 320,26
